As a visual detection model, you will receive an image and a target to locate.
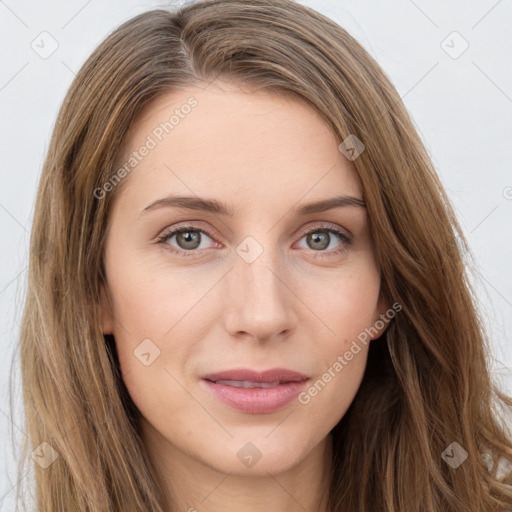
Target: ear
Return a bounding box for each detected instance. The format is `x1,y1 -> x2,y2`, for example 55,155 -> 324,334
371,294 -> 394,340
99,283 -> 115,335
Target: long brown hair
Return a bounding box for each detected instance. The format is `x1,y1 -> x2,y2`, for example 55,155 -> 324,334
12,0 -> 512,510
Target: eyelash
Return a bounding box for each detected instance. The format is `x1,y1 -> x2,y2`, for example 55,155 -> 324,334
156,223 -> 353,258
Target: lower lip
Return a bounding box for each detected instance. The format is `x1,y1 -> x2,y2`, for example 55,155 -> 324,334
201,379 -> 309,414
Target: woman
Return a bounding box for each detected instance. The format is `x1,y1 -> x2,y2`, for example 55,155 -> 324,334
14,0 -> 512,510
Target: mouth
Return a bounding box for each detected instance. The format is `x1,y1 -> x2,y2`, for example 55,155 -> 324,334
201,367 -> 309,384
200,368 -> 310,414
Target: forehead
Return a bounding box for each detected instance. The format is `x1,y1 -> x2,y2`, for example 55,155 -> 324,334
111,80 -> 363,212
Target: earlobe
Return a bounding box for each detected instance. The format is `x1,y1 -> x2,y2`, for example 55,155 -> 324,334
99,283 -> 115,335
372,295 -> 393,340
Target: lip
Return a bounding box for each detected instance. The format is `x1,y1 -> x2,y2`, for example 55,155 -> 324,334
200,367 -> 310,414
201,367 -> 309,383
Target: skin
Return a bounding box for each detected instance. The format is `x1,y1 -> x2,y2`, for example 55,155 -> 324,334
100,79 -> 390,512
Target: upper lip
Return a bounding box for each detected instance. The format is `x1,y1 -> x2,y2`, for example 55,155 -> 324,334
202,368 -> 309,384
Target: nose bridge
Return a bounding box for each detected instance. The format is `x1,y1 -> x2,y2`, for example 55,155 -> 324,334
242,245 -> 282,301
223,234 -> 296,339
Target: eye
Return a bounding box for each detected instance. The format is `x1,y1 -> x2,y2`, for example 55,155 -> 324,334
157,225 -> 218,256
295,224 -> 352,257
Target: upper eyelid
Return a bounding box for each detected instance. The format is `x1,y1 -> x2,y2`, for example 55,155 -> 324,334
158,224 -> 216,242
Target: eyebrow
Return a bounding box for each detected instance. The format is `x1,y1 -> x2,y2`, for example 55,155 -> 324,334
140,194 -> 366,217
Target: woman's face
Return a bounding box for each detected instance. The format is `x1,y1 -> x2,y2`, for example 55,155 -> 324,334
100,80 -> 389,477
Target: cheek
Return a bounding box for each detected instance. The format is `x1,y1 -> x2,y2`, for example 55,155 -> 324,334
298,318 -> 371,427
298,261 -> 380,406
301,255 -> 382,339
106,249 -> 203,337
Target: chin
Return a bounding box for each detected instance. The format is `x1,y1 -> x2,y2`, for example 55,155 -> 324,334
195,434 -> 313,476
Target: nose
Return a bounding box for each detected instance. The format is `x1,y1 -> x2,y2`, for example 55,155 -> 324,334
223,243 -> 298,342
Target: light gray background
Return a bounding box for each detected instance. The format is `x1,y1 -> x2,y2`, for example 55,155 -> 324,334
1,0 -> 511,508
